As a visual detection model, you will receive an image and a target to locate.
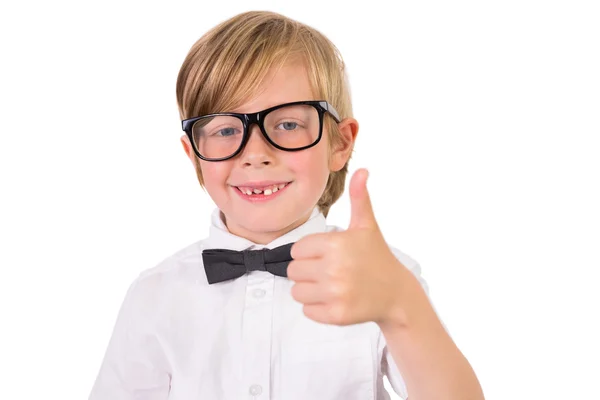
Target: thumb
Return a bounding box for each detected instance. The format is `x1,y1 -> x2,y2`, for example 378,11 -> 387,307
348,168 -> 377,230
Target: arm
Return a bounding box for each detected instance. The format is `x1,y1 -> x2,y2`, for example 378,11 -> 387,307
378,263 -> 484,400
89,280 -> 171,400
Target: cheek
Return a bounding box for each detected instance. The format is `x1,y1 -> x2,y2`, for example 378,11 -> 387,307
199,161 -> 230,191
285,147 -> 330,184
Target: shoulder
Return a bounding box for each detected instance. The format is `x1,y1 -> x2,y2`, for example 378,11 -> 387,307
137,238 -> 205,282
122,238 -> 208,312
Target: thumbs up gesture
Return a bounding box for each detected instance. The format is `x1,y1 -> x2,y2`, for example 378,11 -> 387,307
289,168 -> 415,327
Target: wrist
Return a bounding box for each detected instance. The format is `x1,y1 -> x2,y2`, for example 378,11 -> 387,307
378,266 -> 435,333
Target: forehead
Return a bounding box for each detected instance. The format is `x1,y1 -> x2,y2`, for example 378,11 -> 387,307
231,62 -> 316,114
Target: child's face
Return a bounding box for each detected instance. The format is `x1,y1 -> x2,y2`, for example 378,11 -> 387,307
181,62 -> 357,244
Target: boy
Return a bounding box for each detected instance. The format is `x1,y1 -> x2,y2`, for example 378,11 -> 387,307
89,11 -> 484,400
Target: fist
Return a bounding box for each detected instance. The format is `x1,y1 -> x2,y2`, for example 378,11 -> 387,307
288,169 -> 409,326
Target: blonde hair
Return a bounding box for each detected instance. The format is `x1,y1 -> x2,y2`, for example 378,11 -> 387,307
176,11 -> 353,216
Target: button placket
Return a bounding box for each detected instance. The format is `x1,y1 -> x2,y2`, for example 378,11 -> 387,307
246,272 -> 272,304
242,272 -> 273,399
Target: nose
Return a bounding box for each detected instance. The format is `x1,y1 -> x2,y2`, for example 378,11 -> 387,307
238,124 -> 275,167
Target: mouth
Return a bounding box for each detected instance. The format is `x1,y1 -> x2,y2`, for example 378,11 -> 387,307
231,181 -> 292,201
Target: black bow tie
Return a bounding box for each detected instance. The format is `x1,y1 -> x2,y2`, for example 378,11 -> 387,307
202,243 -> 294,284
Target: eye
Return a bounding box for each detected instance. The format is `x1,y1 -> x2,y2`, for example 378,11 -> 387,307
215,127 -> 238,137
276,122 -> 298,130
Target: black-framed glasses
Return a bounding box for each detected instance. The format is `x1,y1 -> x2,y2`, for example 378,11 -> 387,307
181,100 -> 341,162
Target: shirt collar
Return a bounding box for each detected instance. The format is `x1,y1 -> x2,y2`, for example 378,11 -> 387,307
202,207 -> 326,251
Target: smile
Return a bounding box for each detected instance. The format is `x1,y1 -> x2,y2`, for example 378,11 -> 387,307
235,182 -> 289,196
232,181 -> 292,201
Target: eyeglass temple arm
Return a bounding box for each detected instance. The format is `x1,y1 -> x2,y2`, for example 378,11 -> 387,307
321,101 -> 341,123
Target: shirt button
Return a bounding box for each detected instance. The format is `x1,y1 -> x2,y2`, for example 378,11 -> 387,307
249,384 -> 262,396
252,288 -> 266,298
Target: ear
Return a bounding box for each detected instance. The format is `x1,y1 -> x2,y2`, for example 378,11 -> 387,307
329,117 -> 359,172
180,135 -> 196,165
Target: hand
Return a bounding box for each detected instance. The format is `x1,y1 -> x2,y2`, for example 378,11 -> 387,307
288,168 -> 412,326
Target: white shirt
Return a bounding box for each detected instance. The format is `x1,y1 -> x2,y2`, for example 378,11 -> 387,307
89,207 -> 429,400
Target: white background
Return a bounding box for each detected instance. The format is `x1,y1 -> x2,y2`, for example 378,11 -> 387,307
1,0 -> 599,399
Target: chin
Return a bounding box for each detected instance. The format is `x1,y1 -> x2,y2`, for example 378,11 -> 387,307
222,203 -> 311,238
235,211 -> 296,232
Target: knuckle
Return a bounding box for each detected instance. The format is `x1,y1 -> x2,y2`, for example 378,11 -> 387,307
286,261 -> 297,279
326,234 -> 344,252
290,283 -> 302,300
290,283 -> 298,298
329,302 -> 346,324
290,243 -> 301,259
329,282 -> 347,300
303,304 -> 315,320
325,261 -> 345,280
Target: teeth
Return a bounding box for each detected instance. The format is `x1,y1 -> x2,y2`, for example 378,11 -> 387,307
237,182 -> 289,195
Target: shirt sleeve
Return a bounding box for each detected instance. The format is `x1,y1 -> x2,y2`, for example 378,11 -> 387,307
380,247 -> 446,399
89,278 -> 171,400
380,336 -> 409,399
